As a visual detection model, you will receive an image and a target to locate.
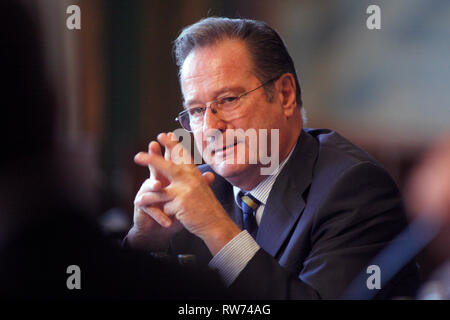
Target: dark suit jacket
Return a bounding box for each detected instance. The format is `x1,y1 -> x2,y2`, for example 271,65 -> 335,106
170,129 -> 419,299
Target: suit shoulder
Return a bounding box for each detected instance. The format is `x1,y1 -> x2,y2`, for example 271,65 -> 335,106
305,128 -> 385,173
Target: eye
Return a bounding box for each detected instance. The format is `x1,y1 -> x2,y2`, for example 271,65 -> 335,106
217,96 -> 238,106
188,106 -> 206,117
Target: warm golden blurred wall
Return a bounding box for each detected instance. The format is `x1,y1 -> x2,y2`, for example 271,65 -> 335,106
32,0 -> 449,215
23,0 -> 447,285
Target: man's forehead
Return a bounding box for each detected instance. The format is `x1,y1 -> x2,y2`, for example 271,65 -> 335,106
180,39 -> 253,83
180,39 -> 255,100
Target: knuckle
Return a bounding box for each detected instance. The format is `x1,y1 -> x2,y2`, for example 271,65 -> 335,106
143,178 -> 154,188
139,179 -> 151,191
172,165 -> 182,176
138,193 -> 151,205
190,176 -> 203,189
134,194 -> 142,205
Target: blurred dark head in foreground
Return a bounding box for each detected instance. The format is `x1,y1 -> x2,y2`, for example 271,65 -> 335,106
0,1 -> 60,240
0,1 -> 226,299
1,1 -> 55,166
0,1 -> 98,239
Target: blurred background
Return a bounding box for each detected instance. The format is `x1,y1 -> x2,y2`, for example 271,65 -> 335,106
22,0 -> 449,280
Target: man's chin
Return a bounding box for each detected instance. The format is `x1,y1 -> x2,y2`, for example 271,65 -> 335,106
210,162 -> 252,180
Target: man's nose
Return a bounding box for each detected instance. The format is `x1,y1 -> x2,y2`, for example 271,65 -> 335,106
202,107 -> 226,132
202,107 -> 227,146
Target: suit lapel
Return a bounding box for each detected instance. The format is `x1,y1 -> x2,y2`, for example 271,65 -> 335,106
197,130 -> 319,258
256,130 -> 319,257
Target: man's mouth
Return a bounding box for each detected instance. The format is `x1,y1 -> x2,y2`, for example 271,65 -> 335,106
213,141 -> 240,155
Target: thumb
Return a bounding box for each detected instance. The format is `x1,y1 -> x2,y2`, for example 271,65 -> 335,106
202,171 -> 215,186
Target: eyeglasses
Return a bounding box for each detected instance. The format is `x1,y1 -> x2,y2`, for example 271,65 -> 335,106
175,76 -> 279,132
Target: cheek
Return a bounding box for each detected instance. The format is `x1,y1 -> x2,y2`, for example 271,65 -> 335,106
193,132 -> 204,151
241,112 -> 281,131
250,101 -> 283,128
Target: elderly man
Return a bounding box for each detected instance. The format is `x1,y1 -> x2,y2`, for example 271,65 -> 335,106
126,17 -> 418,299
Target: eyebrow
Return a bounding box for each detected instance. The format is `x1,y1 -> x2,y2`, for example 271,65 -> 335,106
183,86 -> 246,108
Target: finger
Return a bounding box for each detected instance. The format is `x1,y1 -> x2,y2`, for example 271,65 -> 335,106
202,171 -> 215,185
149,140 -> 163,156
141,206 -> 172,228
134,152 -> 175,179
138,178 -> 163,194
135,190 -> 172,207
134,151 -> 153,167
160,131 -> 194,165
158,132 -> 179,161
148,140 -> 163,178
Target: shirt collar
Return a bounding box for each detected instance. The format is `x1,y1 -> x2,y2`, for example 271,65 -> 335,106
233,146 -> 295,207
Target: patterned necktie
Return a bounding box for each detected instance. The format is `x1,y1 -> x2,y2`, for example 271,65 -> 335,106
238,191 -> 261,239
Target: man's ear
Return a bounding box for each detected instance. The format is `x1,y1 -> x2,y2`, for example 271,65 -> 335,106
277,73 -> 297,118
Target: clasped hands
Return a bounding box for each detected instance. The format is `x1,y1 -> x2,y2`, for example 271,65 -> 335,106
127,132 -> 241,255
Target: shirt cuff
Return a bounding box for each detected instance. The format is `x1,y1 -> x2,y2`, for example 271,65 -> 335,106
208,230 -> 260,287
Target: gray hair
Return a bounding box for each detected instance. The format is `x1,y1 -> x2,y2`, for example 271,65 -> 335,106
173,17 -> 302,108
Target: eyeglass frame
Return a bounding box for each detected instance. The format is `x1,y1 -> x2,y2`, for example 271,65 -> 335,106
175,75 -> 281,132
